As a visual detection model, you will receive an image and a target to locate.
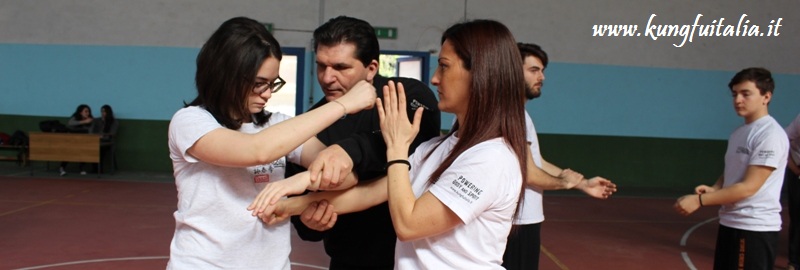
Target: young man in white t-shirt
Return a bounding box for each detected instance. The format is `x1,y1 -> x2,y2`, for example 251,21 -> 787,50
502,43 -> 618,270
675,67 -> 789,269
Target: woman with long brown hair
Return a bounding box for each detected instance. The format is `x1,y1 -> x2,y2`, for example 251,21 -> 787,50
250,19 -> 547,269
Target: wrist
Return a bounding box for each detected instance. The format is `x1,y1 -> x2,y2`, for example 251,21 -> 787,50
573,179 -> 588,190
386,148 -> 409,161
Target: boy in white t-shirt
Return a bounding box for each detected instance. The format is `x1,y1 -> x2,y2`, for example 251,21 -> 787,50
674,67 -> 789,269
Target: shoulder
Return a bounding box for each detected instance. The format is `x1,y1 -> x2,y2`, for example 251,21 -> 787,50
751,116 -> 788,145
375,75 -> 429,91
268,111 -> 292,123
453,138 -> 519,168
171,106 -> 216,126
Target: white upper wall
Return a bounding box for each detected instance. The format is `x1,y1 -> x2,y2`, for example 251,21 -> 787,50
1,0 -> 798,74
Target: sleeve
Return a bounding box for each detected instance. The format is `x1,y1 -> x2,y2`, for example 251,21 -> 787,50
336,131 -> 387,180
66,117 -> 81,128
427,144 -> 519,224
168,107 -> 223,163
400,78 -> 442,156
337,78 -> 441,180
749,125 -> 789,168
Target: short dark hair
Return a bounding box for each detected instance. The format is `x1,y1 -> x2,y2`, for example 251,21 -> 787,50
728,67 -> 774,95
313,16 -> 380,67
517,42 -> 548,68
189,17 -> 282,129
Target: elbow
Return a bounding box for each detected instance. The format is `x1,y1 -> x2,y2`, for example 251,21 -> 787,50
252,152 -> 283,166
394,225 -> 424,242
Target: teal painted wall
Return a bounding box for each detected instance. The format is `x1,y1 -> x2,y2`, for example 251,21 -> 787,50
2,44 -> 797,188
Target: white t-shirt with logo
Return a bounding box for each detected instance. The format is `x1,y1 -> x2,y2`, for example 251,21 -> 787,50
394,135 -> 522,270
514,112 -> 545,225
167,106 -> 301,269
719,115 -> 788,232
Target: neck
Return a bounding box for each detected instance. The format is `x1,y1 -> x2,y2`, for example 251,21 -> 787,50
744,110 -> 768,124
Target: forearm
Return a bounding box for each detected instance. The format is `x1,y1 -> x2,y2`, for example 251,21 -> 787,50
386,157 -> 417,237
699,183 -> 756,206
290,177 -> 387,215
191,102 -> 354,167
541,159 -> 563,176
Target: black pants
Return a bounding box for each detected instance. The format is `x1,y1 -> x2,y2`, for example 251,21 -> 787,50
503,222 -> 541,270
713,224 -> 778,270
787,167 -> 800,267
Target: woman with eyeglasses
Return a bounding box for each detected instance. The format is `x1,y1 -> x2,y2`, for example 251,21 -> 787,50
166,17 -> 375,269
250,19 -> 550,269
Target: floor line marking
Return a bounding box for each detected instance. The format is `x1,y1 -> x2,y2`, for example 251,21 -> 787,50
0,199 -> 57,217
13,256 -> 169,270
13,256 -> 329,270
680,217 -> 718,246
541,245 -> 570,270
679,217 -> 718,270
680,252 -> 699,270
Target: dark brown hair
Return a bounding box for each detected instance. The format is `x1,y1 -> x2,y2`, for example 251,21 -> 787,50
427,19 -> 528,219
188,17 -> 282,129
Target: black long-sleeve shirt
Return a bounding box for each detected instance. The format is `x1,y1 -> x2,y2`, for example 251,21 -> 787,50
288,75 -> 441,269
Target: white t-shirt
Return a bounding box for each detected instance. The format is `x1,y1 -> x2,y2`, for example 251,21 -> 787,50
514,112 -> 545,224
786,113 -> 800,166
394,135 -> 522,270
719,115 -> 788,232
167,106 -> 302,270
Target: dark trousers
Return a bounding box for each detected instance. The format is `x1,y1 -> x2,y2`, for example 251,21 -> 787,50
788,167 -> 800,267
503,222 -> 541,270
329,260 -> 392,270
713,224 -> 778,270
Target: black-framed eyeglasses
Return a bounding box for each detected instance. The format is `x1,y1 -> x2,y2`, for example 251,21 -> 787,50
253,76 -> 286,94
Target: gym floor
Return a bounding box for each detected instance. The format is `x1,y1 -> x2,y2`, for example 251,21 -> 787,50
0,162 -> 791,270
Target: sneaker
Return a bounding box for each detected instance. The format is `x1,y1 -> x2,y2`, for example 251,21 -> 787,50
80,171 -> 87,175
59,167 -> 67,176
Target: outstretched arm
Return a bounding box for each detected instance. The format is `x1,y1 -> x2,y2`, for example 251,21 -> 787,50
257,176 -> 389,225
526,151 -> 583,190
537,158 -> 616,198
188,80 -> 376,168
248,170 -> 358,216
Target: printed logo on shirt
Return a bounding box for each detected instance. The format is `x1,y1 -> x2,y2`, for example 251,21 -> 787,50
449,175 -> 484,204
410,99 -> 430,111
736,146 -> 750,155
252,158 -> 286,183
757,150 -> 776,159
254,174 -> 270,183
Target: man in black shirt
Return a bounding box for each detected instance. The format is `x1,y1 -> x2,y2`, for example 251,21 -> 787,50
287,16 -> 440,270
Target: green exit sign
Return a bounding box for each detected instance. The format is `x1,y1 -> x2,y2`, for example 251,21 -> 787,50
261,22 -> 273,33
374,27 -> 397,39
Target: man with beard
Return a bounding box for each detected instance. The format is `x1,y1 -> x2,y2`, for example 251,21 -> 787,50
503,43 -> 617,270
